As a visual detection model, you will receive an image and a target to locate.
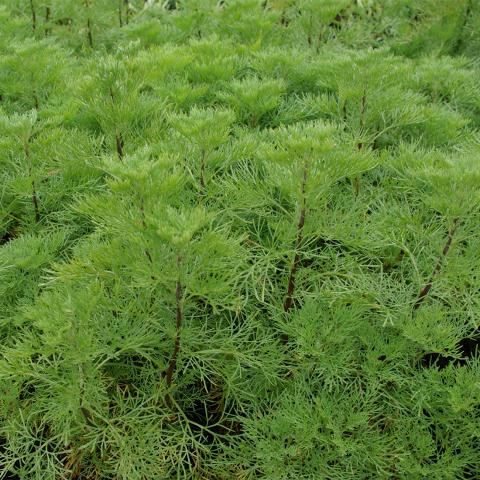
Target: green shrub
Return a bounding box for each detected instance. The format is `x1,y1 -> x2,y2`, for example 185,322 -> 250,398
1,1 -> 479,479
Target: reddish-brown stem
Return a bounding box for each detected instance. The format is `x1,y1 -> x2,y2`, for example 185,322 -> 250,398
342,99 -> 348,125
84,0 -> 93,46
45,6 -> 51,36
283,163 -> 308,315
24,139 -> 41,223
316,28 -> 323,52
79,364 -> 95,427
164,255 -> 183,390
30,0 -> 36,32
124,0 -> 130,25
118,0 -> 123,27
109,87 -> 124,161
199,149 -> 206,195
86,18 -> 93,47
31,179 -> 41,223
353,88 -> 367,196
452,0 -> 472,54
139,197 -> 153,264
353,176 -> 361,197
356,89 -> 367,151
359,87 -> 367,132
115,132 -> 124,160
413,217 -> 460,311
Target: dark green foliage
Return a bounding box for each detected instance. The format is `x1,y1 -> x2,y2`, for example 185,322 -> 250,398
1,1 -> 480,479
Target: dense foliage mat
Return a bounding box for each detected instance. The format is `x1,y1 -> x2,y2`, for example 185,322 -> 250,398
1,1 -> 480,479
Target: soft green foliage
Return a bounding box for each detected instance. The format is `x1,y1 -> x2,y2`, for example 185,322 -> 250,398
1,1 -> 480,479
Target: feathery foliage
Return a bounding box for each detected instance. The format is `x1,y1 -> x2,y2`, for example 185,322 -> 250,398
1,1 -> 480,479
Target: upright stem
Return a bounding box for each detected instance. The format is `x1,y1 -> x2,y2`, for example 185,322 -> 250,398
79,364 -> 94,427
84,0 -> 93,47
164,255 -> 184,390
413,218 -> 460,311
139,196 -> 153,264
283,163 -> 308,315
44,6 -> 51,36
341,99 -> 348,126
316,29 -> 323,52
118,0 -> 123,27
115,132 -> 124,160
31,178 -> 41,223
124,0 -> 131,25
109,87 -> 124,160
30,0 -> 36,32
86,17 -> 93,47
359,87 -> 367,139
353,87 -> 367,196
199,149 -> 206,195
24,137 -> 41,224
452,0 -> 473,54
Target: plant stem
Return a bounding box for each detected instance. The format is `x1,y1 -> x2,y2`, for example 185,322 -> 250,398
109,87 -> 124,160
125,0 -> 131,25
283,162 -> 308,315
413,217 -> 460,311
45,6 -> 51,36
118,0 -> 123,27
359,87 -> 367,141
341,99 -> 348,126
31,179 -> 41,223
24,137 -> 41,223
84,0 -> 93,47
164,255 -> 184,390
30,0 -> 36,32
452,0 -> 473,54
354,87 -> 367,196
139,196 -> 153,264
86,18 -> 93,47
115,132 -> 124,160
79,364 -> 95,427
199,149 -> 206,195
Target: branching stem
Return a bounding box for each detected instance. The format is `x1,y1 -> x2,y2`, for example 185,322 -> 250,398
45,6 -> 51,36
30,0 -> 36,32
283,162 -> 308,315
118,0 -> 123,27
413,217 -> 460,311
84,0 -> 93,47
354,87 -> 367,196
164,255 -> 184,392
23,136 -> 41,223
199,149 -> 206,195
139,196 -> 153,264
109,87 -> 125,160
115,132 -> 124,160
